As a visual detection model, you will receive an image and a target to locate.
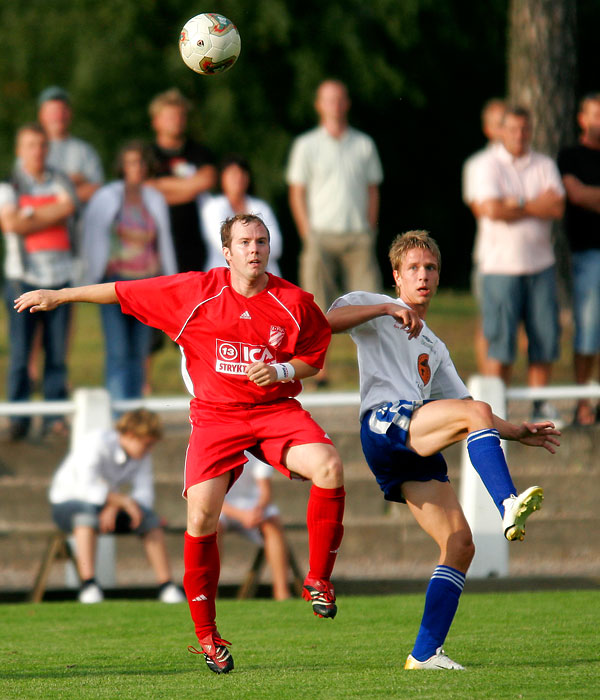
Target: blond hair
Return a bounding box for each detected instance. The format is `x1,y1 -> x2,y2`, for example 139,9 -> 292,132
388,230 -> 442,275
116,409 -> 163,440
148,88 -> 192,119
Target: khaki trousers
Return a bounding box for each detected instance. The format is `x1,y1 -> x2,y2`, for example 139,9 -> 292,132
299,230 -> 381,311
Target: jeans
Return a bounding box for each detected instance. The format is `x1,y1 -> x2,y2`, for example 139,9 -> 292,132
4,279 -> 71,431
100,289 -> 151,401
481,266 -> 560,364
572,250 -> 600,354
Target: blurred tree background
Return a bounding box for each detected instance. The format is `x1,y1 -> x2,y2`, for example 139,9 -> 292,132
0,0 -> 598,287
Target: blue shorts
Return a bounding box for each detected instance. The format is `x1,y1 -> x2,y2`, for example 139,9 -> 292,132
482,266 -> 560,364
360,402 -> 449,504
572,250 -> 600,354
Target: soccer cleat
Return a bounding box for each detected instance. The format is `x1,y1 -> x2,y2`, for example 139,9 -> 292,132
502,485 -> 544,541
78,582 -> 104,604
405,647 -> 465,670
188,632 -> 234,674
302,577 -> 337,618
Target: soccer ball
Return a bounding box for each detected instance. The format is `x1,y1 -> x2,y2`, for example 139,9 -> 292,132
179,13 -> 241,76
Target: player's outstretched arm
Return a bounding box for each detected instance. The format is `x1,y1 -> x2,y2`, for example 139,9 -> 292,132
327,303 -> 422,338
14,283 -> 118,314
492,414 -> 561,454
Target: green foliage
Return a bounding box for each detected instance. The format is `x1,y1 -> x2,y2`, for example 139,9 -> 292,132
1,591 -> 599,698
4,1 -> 597,285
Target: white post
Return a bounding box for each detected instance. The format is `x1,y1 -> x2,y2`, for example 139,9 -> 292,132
65,388 -> 117,589
70,387 -> 112,450
459,375 -> 509,578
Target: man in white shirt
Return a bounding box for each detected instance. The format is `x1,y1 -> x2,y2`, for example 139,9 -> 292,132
462,98 -> 506,373
287,80 -> 383,313
472,106 -> 565,423
327,230 -> 559,670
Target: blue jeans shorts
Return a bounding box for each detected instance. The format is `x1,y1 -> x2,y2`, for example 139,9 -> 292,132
360,401 -> 449,504
482,265 -> 560,364
572,250 -> 600,354
52,500 -> 161,535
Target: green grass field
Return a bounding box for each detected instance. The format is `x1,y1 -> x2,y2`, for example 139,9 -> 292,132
1,591 -> 598,699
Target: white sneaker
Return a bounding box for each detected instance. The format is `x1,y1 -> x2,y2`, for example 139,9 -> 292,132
78,582 -> 104,604
158,583 -> 186,603
532,401 -> 565,430
405,647 -> 465,670
502,486 -> 544,541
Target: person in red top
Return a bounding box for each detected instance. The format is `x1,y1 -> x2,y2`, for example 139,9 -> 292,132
15,213 -> 393,675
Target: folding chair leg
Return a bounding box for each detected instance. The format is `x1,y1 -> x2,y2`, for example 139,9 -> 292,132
286,544 -> 305,597
237,546 -> 265,600
30,532 -> 71,603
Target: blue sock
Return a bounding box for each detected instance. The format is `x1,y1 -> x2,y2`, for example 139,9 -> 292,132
466,429 -> 517,514
411,565 -> 466,661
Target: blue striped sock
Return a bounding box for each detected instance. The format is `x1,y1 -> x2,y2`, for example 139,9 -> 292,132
466,428 -> 517,514
411,565 -> 466,661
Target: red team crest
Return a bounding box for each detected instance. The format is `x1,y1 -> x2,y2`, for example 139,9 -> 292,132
417,353 -> 431,385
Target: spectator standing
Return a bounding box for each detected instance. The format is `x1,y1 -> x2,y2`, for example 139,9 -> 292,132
49,409 -> 185,604
462,99 -> 506,373
218,452 -> 291,600
557,93 -> 600,425
82,140 -> 177,401
472,106 -> 565,424
147,88 -> 217,273
200,155 -> 283,274
0,123 -> 77,439
287,79 -> 383,311
37,86 -> 104,206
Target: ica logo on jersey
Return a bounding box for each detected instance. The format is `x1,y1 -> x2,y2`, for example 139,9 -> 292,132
215,339 -> 275,375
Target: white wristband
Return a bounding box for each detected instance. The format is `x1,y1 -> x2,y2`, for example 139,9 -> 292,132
273,362 -> 295,381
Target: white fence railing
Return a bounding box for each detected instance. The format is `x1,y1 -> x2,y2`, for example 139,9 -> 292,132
0,380 -> 588,581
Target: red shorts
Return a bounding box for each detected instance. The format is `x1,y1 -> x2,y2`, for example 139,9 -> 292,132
183,398 -> 333,496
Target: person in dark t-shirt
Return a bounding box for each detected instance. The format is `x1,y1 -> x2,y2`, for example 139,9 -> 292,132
147,89 -> 217,272
558,93 -> 600,425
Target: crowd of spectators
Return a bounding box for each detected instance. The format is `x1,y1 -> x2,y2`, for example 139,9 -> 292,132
1,84 -> 599,435
463,94 -> 600,427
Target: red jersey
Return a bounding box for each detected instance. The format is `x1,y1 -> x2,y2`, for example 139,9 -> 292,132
115,268 -> 331,405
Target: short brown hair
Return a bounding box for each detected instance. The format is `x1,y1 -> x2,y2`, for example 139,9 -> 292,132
114,139 -> 158,178
220,213 -> 270,249
579,92 -> 600,113
388,230 -> 442,275
15,122 -> 47,146
148,88 -> 192,119
116,409 -> 163,440
502,105 -> 531,123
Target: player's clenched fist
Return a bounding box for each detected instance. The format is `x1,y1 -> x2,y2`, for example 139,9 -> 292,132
246,361 -> 277,386
388,305 -> 423,339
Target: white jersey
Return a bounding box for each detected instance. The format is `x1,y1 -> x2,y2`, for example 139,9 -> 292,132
330,291 -> 470,420
224,452 -> 276,511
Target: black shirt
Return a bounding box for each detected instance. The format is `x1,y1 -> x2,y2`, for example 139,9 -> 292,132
557,143 -> 600,252
151,139 -> 216,272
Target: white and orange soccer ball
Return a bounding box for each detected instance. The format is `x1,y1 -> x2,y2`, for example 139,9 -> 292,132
179,13 -> 241,76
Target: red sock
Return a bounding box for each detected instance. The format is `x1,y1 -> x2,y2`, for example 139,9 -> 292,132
306,484 -> 345,581
183,531 -> 220,640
